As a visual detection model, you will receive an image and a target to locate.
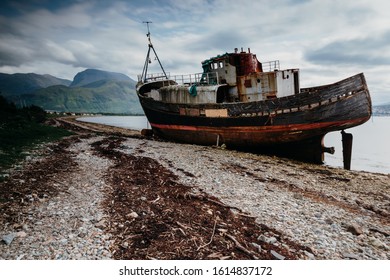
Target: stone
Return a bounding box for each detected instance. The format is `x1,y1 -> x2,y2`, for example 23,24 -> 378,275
251,243 -> 262,253
2,233 -> 16,245
346,223 -> 363,236
325,218 -> 334,225
257,235 -> 267,242
293,193 -> 304,200
304,251 -> 316,260
267,237 -> 278,244
16,231 -> 27,238
126,211 -> 139,219
368,237 -> 387,249
95,220 -> 106,229
270,250 -> 285,260
12,223 -> 22,229
257,235 -> 277,244
314,213 -> 322,219
343,253 -> 359,259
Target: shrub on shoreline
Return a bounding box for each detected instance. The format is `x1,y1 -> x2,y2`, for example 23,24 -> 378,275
0,96 -> 72,175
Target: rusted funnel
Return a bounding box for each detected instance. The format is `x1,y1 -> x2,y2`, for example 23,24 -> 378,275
341,130 -> 353,170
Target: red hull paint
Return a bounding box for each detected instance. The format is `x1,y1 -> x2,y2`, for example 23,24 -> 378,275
148,116 -> 369,164
150,117 -> 369,134
136,43 -> 372,165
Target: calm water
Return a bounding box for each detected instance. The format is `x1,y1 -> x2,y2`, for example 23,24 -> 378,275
324,116 -> 390,174
78,115 -> 150,130
78,115 -> 390,174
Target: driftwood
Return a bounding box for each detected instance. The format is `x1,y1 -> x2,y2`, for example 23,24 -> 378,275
225,234 -> 259,260
180,193 -> 242,212
91,135 -> 303,260
197,218 -> 217,251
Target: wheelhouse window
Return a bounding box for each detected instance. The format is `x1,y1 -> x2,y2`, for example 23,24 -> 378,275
211,61 -> 224,69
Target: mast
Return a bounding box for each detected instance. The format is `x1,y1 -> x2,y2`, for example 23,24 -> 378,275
140,21 -> 168,83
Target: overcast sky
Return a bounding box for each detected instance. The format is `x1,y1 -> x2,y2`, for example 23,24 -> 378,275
0,0 -> 389,104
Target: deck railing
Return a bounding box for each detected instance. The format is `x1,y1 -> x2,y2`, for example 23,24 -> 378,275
262,60 -> 280,72
138,72 -> 220,85
137,72 -> 170,82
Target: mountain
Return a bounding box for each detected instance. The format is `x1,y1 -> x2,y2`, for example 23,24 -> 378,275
10,80 -> 142,114
373,103 -> 390,116
70,69 -> 132,87
0,73 -> 71,96
0,70 -> 143,114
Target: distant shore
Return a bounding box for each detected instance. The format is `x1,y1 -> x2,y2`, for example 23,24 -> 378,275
1,117 -> 389,260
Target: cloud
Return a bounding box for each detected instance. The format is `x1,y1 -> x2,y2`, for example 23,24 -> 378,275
0,1 -> 140,77
0,0 -> 389,104
0,35 -> 34,66
65,40 -> 99,68
304,32 -> 390,66
44,40 -> 77,64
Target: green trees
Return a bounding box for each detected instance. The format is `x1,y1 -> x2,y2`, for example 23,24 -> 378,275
0,95 -> 71,173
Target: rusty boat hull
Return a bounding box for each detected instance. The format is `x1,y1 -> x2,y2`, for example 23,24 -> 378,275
136,40 -> 372,165
137,73 -> 371,163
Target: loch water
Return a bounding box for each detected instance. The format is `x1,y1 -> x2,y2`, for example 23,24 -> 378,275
324,116 -> 389,174
78,115 -> 390,174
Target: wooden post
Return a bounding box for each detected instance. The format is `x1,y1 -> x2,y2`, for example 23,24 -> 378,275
341,130 -> 353,170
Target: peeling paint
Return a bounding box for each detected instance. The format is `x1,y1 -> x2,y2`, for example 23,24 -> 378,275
136,47 -> 372,165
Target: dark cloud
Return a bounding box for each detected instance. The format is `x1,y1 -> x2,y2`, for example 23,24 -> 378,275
0,31 -> 36,67
0,48 -> 28,67
305,31 -> 390,66
0,0 -> 71,16
0,0 -> 389,106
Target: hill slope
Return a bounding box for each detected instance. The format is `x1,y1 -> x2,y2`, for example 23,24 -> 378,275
70,69 -> 132,87
6,80 -> 142,114
373,103 -> 390,116
0,70 -> 142,114
0,73 -> 71,96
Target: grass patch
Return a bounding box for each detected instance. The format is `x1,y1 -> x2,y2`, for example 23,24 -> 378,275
0,122 -> 72,171
0,96 -> 73,176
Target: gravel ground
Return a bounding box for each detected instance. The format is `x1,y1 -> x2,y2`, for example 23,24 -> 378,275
1,118 -> 389,260
1,136 -> 113,259
119,138 -> 389,259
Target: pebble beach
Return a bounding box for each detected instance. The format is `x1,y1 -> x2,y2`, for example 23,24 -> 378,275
1,118 -> 389,260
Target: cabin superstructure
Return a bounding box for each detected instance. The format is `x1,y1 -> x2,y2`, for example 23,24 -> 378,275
136,27 -> 372,168
137,48 -> 300,105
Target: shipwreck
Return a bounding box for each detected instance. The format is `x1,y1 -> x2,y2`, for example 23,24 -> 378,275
136,24 -> 372,169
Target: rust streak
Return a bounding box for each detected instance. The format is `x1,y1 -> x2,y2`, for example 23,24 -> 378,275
150,116 -> 369,133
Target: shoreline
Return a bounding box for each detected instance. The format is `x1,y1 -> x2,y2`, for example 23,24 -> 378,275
75,114 -> 390,175
1,117 -> 389,260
